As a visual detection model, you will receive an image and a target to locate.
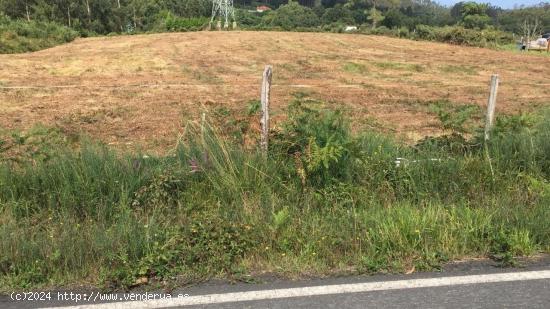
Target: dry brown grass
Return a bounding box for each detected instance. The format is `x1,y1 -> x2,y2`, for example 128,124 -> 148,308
1,31 -> 549,151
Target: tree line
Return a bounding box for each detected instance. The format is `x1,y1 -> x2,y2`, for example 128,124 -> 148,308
0,0 -> 212,34
0,0 -> 548,36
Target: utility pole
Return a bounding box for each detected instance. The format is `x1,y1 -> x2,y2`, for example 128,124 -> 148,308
210,0 -> 237,30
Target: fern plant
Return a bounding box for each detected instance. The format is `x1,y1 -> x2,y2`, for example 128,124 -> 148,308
429,100 -> 479,134
306,136 -> 344,171
272,94 -> 361,187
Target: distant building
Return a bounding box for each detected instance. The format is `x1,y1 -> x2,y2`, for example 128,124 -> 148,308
256,5 -> 271,13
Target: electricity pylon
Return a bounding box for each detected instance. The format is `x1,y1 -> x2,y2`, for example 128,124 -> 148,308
210,0 -> 237,30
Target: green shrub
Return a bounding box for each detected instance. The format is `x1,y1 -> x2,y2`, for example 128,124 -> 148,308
267,2 -> 320,30
413,25 -> 513,48
0,14 -> 78,53
101,216 -> 254,288
271,95 -> 362,187
236,9 -> 263,27
321,4 -> 355,25
370,26 -> 394,36
161,12 -> 208,32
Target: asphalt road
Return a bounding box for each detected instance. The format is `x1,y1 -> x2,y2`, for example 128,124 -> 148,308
188,279 -> 550,309
2,259 -> 549,309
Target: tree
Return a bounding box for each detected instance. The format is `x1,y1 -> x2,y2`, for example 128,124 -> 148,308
462,13 -> 491,29
367,7 -> 384,28
321,4 -> 354,24
25,0 -> 32,21
0,0 -> 541,37
382,8 -> 407,28
450,1 -> 465,21
321,0 -> 347,9
521,16 -> 541,51
163,0 -> 210,18
460,1 -> 491,29
235,9 -> 262,26
31,0 -> 56,22
1,0 -> 38,21
268,2 -> 320,30
498,4 -> 550,34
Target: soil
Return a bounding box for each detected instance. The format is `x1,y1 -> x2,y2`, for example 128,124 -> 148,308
1,31 -> 549,152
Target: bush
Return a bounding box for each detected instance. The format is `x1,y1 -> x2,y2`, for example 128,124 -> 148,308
267,2 -> 320,30
158,12 -> 208,32
236,9 -> 263,27
321,5 -> 355,25
271,95 -> 362,187
0,14 -> 78,53
359,24 -> 512,48
370,26 -> 395,36
359,25 -> 399,37
462,14 -> 492,30
413,25 -> 513,47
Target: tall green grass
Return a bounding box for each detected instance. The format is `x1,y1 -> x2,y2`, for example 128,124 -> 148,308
1,98 -> 549,291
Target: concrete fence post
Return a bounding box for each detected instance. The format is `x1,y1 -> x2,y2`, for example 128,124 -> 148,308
260,65 -> 273,154
484,74 -> 499,141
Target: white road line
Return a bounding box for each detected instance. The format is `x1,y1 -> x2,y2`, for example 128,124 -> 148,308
46,270 -> 550,309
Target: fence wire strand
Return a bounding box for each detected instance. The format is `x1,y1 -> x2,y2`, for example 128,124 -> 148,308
1,82 -> 550,102
2,83 -> 550,89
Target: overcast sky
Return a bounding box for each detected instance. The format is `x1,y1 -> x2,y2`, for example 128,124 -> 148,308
436,0 -> 545,9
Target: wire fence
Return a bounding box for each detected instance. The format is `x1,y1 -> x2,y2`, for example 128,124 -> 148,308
1,81 -> 550,90
2,75 -> 550,107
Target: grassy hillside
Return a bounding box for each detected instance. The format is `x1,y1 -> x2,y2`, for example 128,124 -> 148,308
0,31 -> 549,152
1,31 -> 549,291
0,14 -> 78,54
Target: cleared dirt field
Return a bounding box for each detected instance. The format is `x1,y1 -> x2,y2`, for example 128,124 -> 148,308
1,31 -> 549,151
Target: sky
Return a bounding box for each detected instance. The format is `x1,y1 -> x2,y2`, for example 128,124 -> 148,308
436,0 -> 545,9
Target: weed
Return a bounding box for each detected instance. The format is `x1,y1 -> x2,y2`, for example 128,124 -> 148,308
374,61 -> 425,72
440,65 -> 478,75
429,100 -> 481,134
1,100 -> 550,291
272,95 -> 362,187
0,125 -> 71,164
131,171 -> 187,208
342,62 -> 367,74
246,100 -> 261,116
490,228 -> 537,267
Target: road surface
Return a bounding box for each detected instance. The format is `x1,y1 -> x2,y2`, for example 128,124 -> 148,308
2,260 -> 549,308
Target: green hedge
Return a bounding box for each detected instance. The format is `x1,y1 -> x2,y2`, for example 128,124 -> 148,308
355,24 -> 513,48
413,25 -> 513,48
